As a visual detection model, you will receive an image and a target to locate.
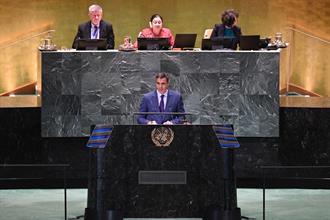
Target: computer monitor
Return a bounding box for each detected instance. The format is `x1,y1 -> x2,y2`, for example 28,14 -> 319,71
259,38 -> 271,49
76,39 -> 107,50
201,38 -> 236,50
239,35 -> 260,50
137,37 -> 170,50
173,34 -> 197,49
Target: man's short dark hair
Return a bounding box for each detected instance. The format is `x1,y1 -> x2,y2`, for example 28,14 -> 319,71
155,72 -> 169,82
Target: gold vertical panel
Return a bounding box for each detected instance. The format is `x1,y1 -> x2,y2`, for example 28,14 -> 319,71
0,0 -> 329,96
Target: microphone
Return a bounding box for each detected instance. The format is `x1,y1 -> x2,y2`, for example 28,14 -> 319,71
133,112 -> 194,125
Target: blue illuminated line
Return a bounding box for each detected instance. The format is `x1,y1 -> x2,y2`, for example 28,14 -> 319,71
90,135 -> 110,140
87,143 -> 106,148
88,140 -> 108,144
216,134 -> 236,138
220,124 -> 232,128
219,143 -> 240,148
93,128 -> 113,133
218,139 -> 240,148
215,130 -> 234,135
218,136 -> 237,141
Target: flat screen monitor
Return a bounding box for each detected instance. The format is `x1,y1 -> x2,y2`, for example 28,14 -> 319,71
137,37 -> 170,50
201,38 -> 236,50
76,38 -> 107,50
173,34 -> 197,49
239,35 -> 260,50
259,38 -> 270,49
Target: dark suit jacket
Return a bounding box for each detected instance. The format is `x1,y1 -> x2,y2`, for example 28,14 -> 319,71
137,90 -> 185,125
72,20 -> 115,49
210,24 -> 242,50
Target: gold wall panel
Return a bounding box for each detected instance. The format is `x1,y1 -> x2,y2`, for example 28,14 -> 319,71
0,0 -> 329,96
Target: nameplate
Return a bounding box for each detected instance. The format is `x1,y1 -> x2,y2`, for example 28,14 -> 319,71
138,170 -> 187,185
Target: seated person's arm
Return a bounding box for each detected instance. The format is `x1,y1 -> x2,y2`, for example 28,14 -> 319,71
210,25 -> 220,41
72,25 -> 83,49
235,26 -> 242,45
133,31 -> 143,48
106,24 -> 115,49
210,24 -> 228,42
168,30 -> 175,47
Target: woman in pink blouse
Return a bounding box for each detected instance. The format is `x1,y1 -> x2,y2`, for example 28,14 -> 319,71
134,14 -> 174,48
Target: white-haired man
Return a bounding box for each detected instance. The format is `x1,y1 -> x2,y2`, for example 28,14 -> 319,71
72,4 -> 114,49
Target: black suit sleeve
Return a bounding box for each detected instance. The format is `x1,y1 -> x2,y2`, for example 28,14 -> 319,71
235,26 -> 242,38
72,24 -> 83,49
210,24 -> 223,41
106,24 -> 115,49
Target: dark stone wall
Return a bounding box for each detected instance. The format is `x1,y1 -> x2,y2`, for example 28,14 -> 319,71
42,51 -> 280,137
0,106 -> 329,188
0,108 -> 88,187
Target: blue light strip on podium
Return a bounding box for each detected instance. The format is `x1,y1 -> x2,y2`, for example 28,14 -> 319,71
86,124 -> 113,148
212,125 -> 240,148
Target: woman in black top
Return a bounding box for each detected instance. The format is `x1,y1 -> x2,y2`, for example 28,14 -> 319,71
210,9 -> 242,50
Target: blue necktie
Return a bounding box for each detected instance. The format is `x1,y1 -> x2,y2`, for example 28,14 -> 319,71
159,95 -> 165,112
92,25 -> 98,39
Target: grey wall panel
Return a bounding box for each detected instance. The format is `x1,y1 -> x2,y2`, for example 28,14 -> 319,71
42,51 -> 280,137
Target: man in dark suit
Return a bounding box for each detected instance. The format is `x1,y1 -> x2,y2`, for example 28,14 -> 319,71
72,4 -> 115,49
137,73 -> 185,125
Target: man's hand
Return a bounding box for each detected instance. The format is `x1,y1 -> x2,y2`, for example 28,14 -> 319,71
163,121 -> 173,125
147,120 -> 157,125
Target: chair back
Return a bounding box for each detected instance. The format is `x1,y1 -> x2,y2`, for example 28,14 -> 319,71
203,29 -> 213,39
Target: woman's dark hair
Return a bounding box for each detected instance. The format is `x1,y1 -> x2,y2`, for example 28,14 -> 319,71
150,14 -> 163,23
225,9 -> 239,19
221,12 -> 236,27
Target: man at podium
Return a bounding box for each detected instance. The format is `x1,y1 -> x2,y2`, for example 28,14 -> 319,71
137,72 -> 185,125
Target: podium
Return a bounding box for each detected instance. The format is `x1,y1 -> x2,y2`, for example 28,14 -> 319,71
85,125 -> 241,220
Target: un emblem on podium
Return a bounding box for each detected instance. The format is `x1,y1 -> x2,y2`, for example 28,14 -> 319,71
151,127 -> 174,147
